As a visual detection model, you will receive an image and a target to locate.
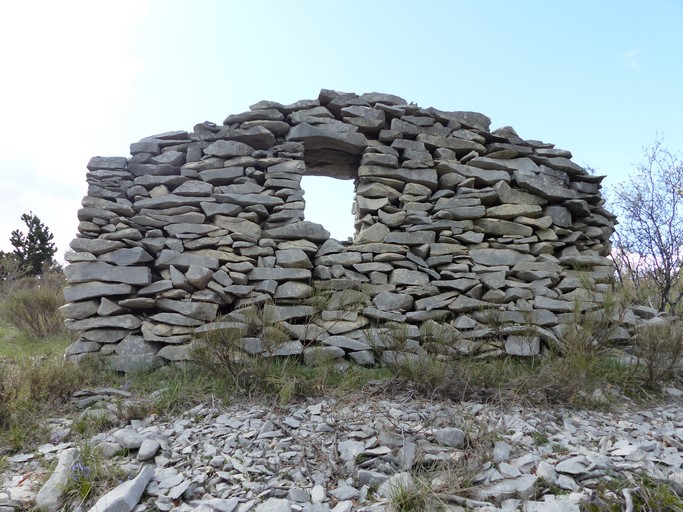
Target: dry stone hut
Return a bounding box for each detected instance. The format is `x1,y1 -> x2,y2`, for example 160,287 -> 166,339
61,90 -> 617,371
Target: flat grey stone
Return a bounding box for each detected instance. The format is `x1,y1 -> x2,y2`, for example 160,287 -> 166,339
198,167 -> 244,185
215,192 -> 283,208
149,312 -> 204,327
505,336 -> 541,356
98,247 -> 154,266
470,248 -> 534,266
274,281 -> 313,300
269,340 -> 303,357
65,339 -> 102,356
494,180 -> 547,205
59,300 -> 100,320
474,218 -> 534,237
63,282 -> 137,303
329,485 -> 359,501
534,296 -> 575,313
263,221 -> 330,242
474,475 -> 538,501
255,498 -> 292,512
358,165 -> 438,191
220,126 -> 276,149
135,194 -> 213,210
304,346 -> 345,365
355,223 -> 390,244
35,448 -> 78,512
389,269 -> 430,286
66,314 -> 142,331
88,156 -> 127,171
357,470 -> 390,485
87,464 -> 155,512
322,335 -> 371,351
433,427 -> 465,447
156,298 -> 218,321
204,140 -> 254,158
275,249 -> 312,269
286,122 -> 368,154
137,439 -> 161,461
65,262 -> 151,286
114,428 -> 146,450
213,216 -> 262,242
372,291 -> 414,311
514,170 -> 586,201
157,344 -> 193,361
155,250 -> 220,271
186,265 -> 215,289
262,305 -> 314,322
249,268 -> 312,281
224,108 -> 284,124
556,456 -> 589,475
200,201 -> 242,217
487,204 -> 543,219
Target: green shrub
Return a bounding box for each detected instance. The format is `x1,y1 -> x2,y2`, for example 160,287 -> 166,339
632,318 -> 683,388
0,356 -> 99,453
1,273 -> 67,338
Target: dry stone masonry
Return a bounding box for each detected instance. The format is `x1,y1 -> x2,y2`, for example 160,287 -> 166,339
62,90 -> 617,370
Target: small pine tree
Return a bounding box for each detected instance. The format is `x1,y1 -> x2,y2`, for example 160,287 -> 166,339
9,212 -> 57,276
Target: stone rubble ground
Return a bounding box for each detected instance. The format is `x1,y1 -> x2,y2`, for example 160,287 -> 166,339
1,387 -> 682,512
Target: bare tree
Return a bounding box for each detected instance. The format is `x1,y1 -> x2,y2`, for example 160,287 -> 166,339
611,139 -> 683,312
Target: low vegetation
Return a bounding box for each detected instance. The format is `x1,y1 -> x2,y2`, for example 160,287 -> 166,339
0,273 -> 682,510
61,442 -> 127,510
583,473 -> 683,512
0,272 -> 68,339
0,276 -> 681,456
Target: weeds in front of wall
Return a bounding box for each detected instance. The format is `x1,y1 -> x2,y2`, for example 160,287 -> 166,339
382,277 -> 675,407
379,322 -> 452,396
190,301 -> 295,395
191,302 -> 389,405
530,280 -> 649,405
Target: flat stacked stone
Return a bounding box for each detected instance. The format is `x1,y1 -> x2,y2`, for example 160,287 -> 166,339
63,90 -> 617,370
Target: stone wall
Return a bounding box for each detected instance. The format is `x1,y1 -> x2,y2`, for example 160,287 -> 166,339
61,90 -> 617,370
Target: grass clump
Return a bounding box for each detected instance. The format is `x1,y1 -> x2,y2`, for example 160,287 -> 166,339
378,472 -> 445,512
61,442 -> 127,510
0,273 -> 68,339
124,363 -> 228,415
584,473 -> 683,511
0,353 -> 102,453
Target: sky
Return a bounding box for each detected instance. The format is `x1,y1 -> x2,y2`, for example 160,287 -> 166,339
1,0 -> 682,262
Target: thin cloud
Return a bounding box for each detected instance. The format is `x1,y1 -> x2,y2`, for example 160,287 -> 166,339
621,49 -> 640,68
0,1 -> 148,258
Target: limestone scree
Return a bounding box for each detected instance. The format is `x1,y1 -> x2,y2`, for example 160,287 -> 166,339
61,90 -> 617,371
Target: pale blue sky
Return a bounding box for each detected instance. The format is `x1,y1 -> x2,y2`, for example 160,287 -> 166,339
1,0 -> 681,257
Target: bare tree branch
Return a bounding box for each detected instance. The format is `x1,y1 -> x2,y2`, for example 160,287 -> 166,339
611,137 -> 683,312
